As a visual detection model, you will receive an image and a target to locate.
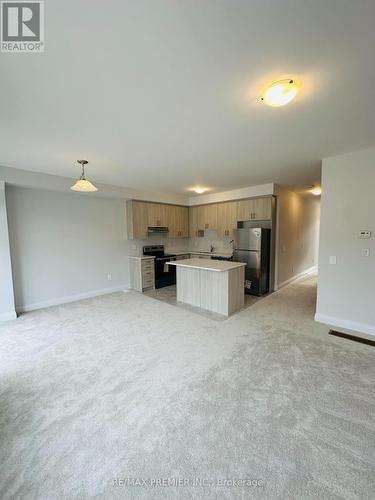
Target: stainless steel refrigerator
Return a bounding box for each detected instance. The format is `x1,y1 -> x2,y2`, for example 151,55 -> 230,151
233,227 -> 271,295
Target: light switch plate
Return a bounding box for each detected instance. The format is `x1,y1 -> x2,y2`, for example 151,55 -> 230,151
362,248 -> 370,257
329,255 -> 337,265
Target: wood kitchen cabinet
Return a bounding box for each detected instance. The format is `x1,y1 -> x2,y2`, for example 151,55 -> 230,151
127,201 -> 189,239
189,206 -> 201,237
128,196 -> 272,240
168,205 -> 189,238
147,203 -> 168,228
126,200 -> 148,240
197,203 -> 218,230
129,257 -> 155,292
217,201 -> 238,238
237,197 -> 272,221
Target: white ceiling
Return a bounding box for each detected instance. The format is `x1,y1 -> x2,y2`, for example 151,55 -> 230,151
1,0 -> 374,195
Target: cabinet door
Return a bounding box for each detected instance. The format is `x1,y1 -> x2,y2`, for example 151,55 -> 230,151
237,199 -> 255,221
237,198 -> 272,221
147,203 -> 168,227
256,197 -> 272,220
166,205 -> 178,238
180,206 -> 189,237
218,201 -> 238,237
189,206 -> 199,237
128,201 -> 148,240
198,204 -> 218,230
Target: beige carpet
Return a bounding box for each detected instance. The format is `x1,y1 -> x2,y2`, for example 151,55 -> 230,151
0,276 -> 374,499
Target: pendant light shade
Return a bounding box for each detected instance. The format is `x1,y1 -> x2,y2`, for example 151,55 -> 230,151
71,160 -> 98,192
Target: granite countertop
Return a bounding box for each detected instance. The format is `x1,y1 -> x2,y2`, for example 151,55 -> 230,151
167,258 -> 246,272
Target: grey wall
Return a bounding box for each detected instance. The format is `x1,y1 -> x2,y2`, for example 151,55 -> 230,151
275,186 -> 320,288
0,165 -> 189,205
316,147 -> 375,336
0,182 -> 16,320
6,187 -> 131,312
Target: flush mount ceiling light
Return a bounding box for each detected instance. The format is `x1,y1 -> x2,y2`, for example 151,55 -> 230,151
261,79 -> 299,107
193,187 -> 207,194
71,160 -> 98,192
310,186 -> 322,196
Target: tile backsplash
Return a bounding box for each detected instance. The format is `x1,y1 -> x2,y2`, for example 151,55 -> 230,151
187,230 -> 234,254
128,230 -> 234,256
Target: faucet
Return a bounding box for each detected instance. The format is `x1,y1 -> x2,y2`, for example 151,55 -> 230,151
210,244 -> 215,253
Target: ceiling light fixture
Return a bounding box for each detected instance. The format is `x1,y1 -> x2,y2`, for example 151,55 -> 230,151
193,187 -> 207,194
261,79 -> 299,107
71,160 -> 98,192
310,186 -> 322,196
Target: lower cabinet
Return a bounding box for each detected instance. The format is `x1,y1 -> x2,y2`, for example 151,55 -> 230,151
129,257 -> 155,292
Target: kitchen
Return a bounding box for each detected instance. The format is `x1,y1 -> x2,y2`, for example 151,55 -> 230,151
128,194 -> 276,316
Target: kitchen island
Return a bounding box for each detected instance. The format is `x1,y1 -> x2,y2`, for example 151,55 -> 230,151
168,258 -> 246,316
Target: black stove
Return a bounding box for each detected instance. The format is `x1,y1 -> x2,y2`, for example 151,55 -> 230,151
143,245 -> 176,289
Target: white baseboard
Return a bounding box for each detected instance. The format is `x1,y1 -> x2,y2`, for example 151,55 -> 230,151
315,313 -> 375,338
16,284 -> 130,314
0,311 -> 17,322
276,266 -> 317,290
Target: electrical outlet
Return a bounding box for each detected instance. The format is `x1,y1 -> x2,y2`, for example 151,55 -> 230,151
107,273 -> 112,281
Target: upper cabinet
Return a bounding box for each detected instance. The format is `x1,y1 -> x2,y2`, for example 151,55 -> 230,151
147,203 -> 168,227
169,205 -> 189,238
197,203 -> 218,231
126,200 -> 148,240
217,201 -> 238,238
237,197 -> 272,221
127,196 -> 273,240
189,206 -> 200,237
127,201 -> 189,240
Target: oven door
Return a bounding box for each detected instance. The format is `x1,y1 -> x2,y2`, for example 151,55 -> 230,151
155,257 -> 176,288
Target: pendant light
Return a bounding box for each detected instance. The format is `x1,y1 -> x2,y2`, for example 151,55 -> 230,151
70,160 -> 98,192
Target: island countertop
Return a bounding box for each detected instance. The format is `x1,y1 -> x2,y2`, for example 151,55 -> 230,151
168,258 -> 246,273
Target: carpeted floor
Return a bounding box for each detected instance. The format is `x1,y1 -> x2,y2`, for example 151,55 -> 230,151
0,276 -> 374,499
